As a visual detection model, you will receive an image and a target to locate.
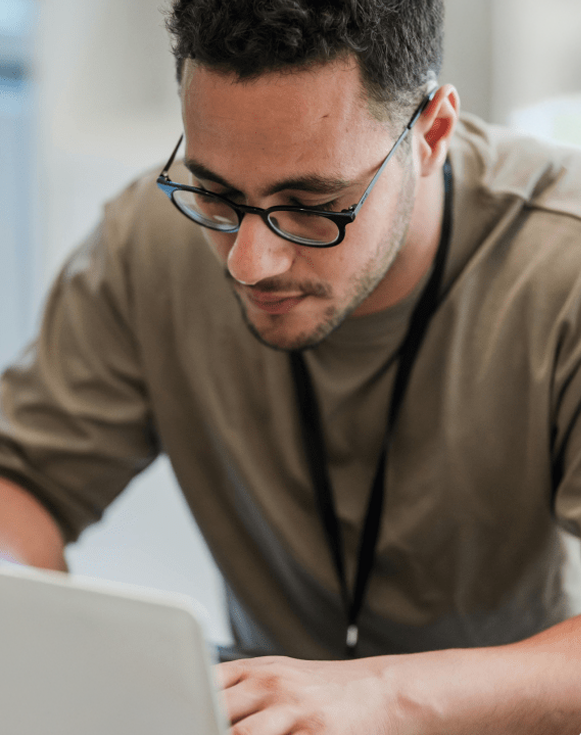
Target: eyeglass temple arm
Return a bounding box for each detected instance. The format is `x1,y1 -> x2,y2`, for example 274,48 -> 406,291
349,87 -> 438,217
159,134 -> 185,179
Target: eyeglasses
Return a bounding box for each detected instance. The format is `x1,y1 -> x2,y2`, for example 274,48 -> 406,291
157,88 -> 437,248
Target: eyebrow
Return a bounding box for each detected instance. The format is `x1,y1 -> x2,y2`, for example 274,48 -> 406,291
184,157 -> 353,198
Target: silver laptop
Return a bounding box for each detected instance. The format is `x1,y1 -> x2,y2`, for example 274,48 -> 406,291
0,564 -> 228,735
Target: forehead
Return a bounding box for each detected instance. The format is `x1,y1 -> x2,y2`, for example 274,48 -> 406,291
180,58 -> 387,184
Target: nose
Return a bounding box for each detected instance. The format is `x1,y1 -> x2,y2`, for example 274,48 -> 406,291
226,214 -> 295,286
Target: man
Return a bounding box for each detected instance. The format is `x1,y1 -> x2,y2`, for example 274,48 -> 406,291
1,0 -> 581,731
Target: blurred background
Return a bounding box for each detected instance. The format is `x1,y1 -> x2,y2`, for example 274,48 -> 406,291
1,0 -> 581,645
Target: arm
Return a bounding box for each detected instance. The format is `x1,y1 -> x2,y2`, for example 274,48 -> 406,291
0,477 -> 67,571
217,617 -> 581,734
0,206 -> 160,544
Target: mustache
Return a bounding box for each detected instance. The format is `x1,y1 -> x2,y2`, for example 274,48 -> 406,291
224,270 -> 332,299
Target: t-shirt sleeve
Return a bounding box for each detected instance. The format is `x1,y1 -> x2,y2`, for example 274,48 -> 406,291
0,200 -> 160,543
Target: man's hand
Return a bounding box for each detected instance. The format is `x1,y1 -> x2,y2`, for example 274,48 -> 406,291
216,620 -> 581,735
217,655 -> 400,735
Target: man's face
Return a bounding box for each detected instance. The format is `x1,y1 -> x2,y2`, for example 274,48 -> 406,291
180,58 -> 419,351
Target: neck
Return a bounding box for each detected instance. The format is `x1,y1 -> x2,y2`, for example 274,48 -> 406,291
353,166 -> 446,316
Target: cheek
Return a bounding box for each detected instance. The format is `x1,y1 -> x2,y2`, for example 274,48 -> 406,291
202,229 -> 234,264
298,246 -> 361,293
327,219 -> 384,275
296,246 -> 345,284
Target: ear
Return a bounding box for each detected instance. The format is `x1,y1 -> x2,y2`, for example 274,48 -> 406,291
416,84 -> 460,177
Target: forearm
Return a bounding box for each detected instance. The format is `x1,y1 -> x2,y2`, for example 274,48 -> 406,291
217,616 -> 581,735
387,615 -> 581,734
0,478 -> 67,571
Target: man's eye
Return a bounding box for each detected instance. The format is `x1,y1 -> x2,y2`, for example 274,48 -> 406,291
196,183 -> 220,195
296,199 -> 339,212
197,184 -> 240,203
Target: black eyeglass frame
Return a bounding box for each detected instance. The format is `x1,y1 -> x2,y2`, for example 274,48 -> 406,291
156,87 -> 437,248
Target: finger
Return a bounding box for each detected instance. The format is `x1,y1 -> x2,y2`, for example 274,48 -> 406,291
216,660 -> 248,689
217,656 -> 285,690
229,706 -> 299,735
224,676 -> 274,724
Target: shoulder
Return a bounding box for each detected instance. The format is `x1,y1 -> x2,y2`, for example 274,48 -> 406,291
444,116 -> 581,344
450,114 -> 581,222
447,114 -> 581,283
95,160 -> 229,302
101,161 -> 208,261
55,160 -> 244,355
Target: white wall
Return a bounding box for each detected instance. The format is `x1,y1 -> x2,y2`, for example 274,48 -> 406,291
440,0 -> 493,121
490,0 -> 581,125
441,0 -> 581,132
0,0 -> 37,367
34,0 -> 182,291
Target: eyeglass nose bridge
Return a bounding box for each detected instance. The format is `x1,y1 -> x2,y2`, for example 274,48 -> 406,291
227,202 -> 288,245
229,201 -> 271,228
232,200 -> 356,248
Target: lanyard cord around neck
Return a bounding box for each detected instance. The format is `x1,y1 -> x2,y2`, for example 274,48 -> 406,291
290,159 -> 453,658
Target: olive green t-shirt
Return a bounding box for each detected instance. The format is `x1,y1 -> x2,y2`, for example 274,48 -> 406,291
3,115 -> 581,658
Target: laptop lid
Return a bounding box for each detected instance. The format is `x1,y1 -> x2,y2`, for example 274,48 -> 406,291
0,565 -> 228,735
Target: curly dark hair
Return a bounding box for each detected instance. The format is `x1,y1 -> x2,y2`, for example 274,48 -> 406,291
166,0 -> 444,121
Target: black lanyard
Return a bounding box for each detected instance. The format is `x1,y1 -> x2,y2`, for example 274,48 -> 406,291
290,160 -> 453,657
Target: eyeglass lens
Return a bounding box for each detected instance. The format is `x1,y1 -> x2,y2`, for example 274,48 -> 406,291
171,189 -> 340,246
173,189 -> 238,230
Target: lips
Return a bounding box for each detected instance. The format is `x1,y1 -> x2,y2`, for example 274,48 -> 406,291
245,290 -> 306,314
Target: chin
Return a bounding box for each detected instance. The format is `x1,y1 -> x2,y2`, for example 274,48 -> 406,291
247,325 -> 326,352
241,303 -> 346,352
